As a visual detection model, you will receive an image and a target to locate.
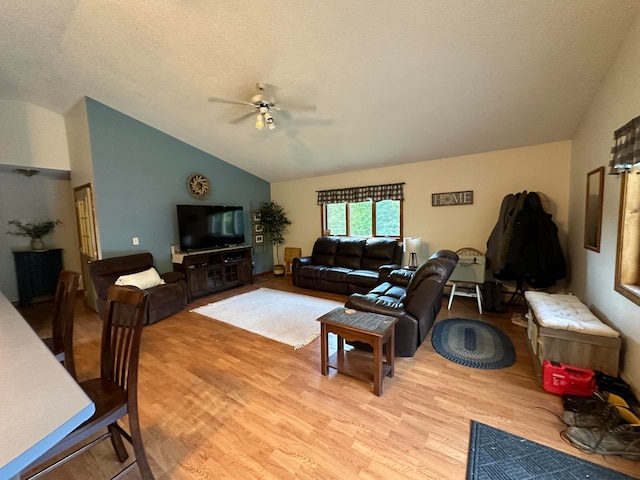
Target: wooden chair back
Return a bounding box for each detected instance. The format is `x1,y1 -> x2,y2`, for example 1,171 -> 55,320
102,285 -> 149,391
50,270 -> 80,377
22,284 -> 154,480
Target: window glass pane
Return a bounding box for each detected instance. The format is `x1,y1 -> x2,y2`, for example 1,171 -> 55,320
619,173 -> 640,285
350,202 -> 372,236
326,203 -> 346,235
375,199 -> 400,237
615,171 -> 640,305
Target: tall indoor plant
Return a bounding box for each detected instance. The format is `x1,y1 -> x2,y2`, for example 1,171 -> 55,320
257,201 -> 292,276
6,219 -> 62,250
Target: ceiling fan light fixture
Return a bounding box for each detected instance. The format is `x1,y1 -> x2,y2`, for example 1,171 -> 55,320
255,113 -> 264,130
210,82 -> 313,131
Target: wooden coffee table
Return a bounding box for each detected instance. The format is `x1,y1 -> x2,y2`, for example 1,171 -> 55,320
317,307 -> 398,396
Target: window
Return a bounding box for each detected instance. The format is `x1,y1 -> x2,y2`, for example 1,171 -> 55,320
318,183 -> 404,238
326,203 -> 347,235
615,171 -> 640,304
324,199 -> 402,238
610,115 -> 640,305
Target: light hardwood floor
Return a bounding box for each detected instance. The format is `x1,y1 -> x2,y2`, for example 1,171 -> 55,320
18,275 -> 639,479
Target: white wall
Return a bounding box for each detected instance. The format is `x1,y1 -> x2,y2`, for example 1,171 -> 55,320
0,100 -> 81,302
66,98 -> 95,189
0,172 -> 79,301
568,13 -> 640,392
272,140 -> 571,275
65,98 -> 101,257
0,100 -> 70,170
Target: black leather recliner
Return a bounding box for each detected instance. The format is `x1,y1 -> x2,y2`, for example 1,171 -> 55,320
345,250 -> 459,357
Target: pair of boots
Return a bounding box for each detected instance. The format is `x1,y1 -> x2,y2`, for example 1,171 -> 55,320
482,281 -> 506,313
560,391 -> 640,461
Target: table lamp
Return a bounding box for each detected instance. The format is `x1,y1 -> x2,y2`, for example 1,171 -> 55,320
403,237 -> 422,269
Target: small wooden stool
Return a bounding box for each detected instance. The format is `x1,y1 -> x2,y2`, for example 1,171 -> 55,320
284,247 -> 301,275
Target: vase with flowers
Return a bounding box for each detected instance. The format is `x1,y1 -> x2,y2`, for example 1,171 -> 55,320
7,219 -> 62,250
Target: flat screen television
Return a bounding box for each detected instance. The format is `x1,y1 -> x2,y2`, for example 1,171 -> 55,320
176,204 -> 245,252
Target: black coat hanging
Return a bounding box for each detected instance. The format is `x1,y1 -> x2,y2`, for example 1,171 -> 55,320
486,191 -> 566,289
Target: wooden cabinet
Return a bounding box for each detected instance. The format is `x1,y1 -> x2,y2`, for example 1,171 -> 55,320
173,246 -> 252,302
12,248 -> 63,306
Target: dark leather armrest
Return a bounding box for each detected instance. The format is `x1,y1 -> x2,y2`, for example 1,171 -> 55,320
378,264 -> 401,283
387,268 -> 413,287
345,293 -> 404,317
161,271 -> 185,284
293,256 -> 313,268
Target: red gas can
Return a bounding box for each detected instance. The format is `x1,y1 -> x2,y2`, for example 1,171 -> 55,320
542,360 -> 596,396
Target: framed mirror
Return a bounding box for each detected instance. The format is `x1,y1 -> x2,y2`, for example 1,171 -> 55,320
584,166 -> 604,252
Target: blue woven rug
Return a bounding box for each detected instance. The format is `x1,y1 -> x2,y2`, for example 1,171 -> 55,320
431,318 -> 515,369
467,421 -> 636,479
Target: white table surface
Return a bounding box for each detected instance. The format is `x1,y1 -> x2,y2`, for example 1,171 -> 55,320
0,291 -> 95,479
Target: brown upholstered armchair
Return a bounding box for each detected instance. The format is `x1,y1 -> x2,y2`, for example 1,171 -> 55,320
89,252 -> 187,325
345,250 -> 459,357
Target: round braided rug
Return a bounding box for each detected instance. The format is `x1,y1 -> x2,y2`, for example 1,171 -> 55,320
431,318 -> 515,369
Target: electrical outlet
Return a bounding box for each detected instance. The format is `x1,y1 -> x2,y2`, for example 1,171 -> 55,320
132,237 -> 139,245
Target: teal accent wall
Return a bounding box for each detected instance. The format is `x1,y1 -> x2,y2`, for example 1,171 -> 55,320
85,98 -> 271,273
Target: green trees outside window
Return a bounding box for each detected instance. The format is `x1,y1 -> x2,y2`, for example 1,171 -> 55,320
375,199 -> 400,237
325,200 -> 400,238
326,203 -> 346,235
350,202 -> 372,236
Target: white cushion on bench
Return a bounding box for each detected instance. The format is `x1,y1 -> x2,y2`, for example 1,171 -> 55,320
524,291 -> 619,338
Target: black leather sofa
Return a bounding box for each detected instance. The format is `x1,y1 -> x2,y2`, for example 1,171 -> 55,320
292,236 -> 402,295
89,253 -> 187,325
345,250 -> 459,357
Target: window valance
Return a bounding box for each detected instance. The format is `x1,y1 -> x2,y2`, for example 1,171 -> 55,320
609,115 -> 640,174
317,182 -> 405,205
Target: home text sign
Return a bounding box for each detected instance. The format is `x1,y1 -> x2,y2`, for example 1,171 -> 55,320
432,190 -> 474,206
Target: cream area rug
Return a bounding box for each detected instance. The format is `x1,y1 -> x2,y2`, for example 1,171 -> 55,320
190,288 -> 343,349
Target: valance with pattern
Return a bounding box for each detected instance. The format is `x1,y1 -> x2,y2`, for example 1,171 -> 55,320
609,114 -> 640,174
317,182 -> 405,205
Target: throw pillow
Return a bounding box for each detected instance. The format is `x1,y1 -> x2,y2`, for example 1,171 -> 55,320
115,267 -> 165,290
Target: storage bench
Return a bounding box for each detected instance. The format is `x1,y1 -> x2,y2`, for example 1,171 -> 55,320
524,291 -> 621,377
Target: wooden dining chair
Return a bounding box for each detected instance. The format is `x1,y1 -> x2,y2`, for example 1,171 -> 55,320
23,285 -> 155,480
41,270 -> 80,378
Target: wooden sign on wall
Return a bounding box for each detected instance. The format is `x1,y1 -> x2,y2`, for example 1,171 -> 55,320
432,190 -> 474,206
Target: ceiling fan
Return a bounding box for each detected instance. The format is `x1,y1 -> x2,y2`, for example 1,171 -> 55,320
208,82 -> 315,130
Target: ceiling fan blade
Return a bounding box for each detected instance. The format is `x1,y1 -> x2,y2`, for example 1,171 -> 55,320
278,102 -> 317,112
229,111 -> 256,124
291,117 -> 332,127
208,96 -> 255,107
276,109 -> 292,120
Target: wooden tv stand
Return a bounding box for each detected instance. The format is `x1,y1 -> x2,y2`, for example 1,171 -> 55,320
172,246 -> 252,302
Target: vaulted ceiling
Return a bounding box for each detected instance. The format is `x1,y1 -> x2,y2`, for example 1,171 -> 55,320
1,1 -> 638,182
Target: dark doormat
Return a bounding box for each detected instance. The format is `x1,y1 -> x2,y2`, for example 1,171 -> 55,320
467,421 -> 637,480
431,318 -> 515,369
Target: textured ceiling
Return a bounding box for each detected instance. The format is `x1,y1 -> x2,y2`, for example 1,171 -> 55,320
1,1 -> 638,182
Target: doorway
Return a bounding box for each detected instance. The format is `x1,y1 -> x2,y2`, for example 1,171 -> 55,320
73,183 -> 99,311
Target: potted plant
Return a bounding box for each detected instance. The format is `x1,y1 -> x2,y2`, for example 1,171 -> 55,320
257,201 -> 292,276
7,219 -> 62,250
